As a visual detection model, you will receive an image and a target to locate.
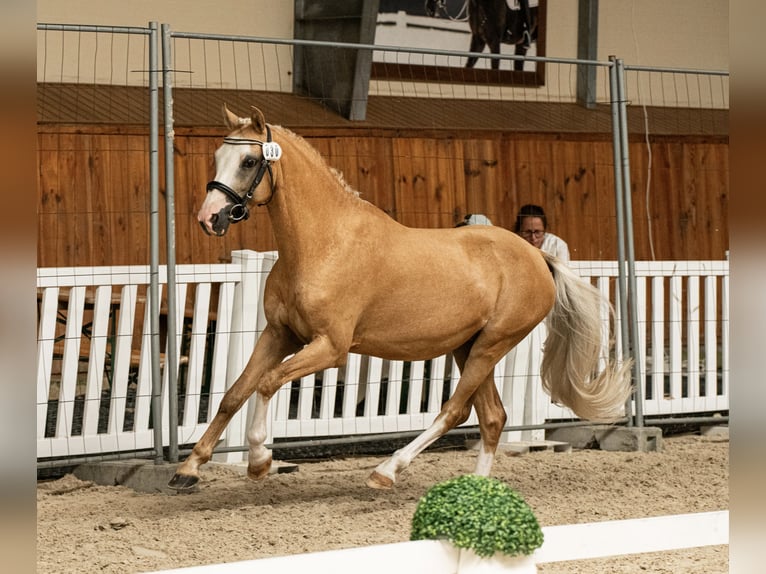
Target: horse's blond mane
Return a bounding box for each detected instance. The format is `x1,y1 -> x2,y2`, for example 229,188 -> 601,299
329,167 -> 361,198
270,124 -> 361,199
233,120 -> 361,198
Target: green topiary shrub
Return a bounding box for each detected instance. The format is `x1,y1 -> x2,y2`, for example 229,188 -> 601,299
410,474 -> 544,558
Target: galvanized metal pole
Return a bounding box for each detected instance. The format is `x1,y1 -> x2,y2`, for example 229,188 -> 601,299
615,58 -> 645,428
148,22 -> 164,463
608,56 -> 634,426
161,23 -> 180,462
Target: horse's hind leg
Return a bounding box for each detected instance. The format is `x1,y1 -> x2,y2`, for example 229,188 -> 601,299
168,325 -> 299,490
367,342 -> 498,489
471,376 -> 507,476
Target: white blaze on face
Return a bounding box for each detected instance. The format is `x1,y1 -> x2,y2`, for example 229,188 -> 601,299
197,143 -> 249,233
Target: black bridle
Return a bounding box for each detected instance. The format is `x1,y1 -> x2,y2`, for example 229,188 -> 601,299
205,124 -> 278,223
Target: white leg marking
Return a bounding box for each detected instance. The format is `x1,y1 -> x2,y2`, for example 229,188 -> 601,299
246,394 -> 272,468
473,441 -> 494,476
372,418 -> 450,483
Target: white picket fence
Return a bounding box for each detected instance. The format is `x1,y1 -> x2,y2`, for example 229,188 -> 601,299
36,251 -> 729,462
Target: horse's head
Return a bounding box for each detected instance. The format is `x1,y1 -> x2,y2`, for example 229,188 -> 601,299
424,0 -> 444,18
197,104 -> 281,236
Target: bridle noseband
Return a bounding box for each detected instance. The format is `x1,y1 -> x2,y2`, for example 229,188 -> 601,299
206,124 -> 280,223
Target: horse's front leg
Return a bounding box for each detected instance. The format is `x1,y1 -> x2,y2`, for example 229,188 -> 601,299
465,35 -> 486,68
243,333 -> 350,481
168,325 -> 298,490
489,38 -> 502,70
513,44 -> 528,72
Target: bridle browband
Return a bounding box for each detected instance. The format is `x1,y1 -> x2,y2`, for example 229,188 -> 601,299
205,124 -> 278,223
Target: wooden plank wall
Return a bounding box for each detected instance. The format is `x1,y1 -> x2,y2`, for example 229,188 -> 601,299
37,126 -> 729,267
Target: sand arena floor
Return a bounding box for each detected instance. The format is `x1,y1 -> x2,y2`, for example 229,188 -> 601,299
37,433 -> 728,574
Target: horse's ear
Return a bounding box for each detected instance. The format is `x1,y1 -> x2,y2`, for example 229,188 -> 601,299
250,106 -> 266,134
222,104 -> 241,130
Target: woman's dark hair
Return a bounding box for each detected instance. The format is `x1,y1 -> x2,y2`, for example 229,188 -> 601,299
514,204 -> 547,232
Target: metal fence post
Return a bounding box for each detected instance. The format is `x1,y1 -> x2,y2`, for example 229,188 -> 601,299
614,57 -> 644,428
610,56 -> 644,428
148,21 -> 164,464
162,22 -> 180,462
608,56 -> 634,425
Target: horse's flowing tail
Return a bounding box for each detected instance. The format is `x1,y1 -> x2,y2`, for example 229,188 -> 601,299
541,254 -> 633,422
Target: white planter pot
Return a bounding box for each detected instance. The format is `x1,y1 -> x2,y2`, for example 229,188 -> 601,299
457,548 -> 538,574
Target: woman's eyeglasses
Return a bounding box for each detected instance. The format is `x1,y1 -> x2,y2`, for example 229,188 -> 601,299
520,230 -> 545,238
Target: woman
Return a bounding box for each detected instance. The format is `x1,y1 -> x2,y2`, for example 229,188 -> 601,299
514,204 -> 570,263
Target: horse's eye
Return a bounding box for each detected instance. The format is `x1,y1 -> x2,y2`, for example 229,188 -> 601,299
242,158 -> 257,169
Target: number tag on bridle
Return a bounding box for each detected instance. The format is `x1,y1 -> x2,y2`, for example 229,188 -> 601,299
262,142 -> 282,161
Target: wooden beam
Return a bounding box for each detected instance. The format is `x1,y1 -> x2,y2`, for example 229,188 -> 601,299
576,0 -> 599,109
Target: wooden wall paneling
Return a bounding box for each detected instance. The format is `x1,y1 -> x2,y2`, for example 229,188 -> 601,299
125,135 -> 151,266
36,126 -> 728,266
527,139 -> 556,229
679,140 -> 707,260
495,138 -> 520,231
696,144 -> 717,260
461,139 -> 500,227
509,138 -> 535,216
552,140 -> 587,257
513,138 -> 551,210
71,134 -> 94,266
321,136 -> 397,220
557,140 -> 591,260
708,143 -> 729,259
107,134 -> 131,265
88,135 -> 110,266
627,138 -> 650,262
390,138 -> 425,228
647,141 -> 682,260
38,133 -> 61,268
666,141 -> 688,260
693,143 -> 727,260
680,141 -> 700,261
54,133 -> 76,266
440,138 -> 466,228
546,140 -> 568,235
392,138 -> 462,229
643,140 -> 667,261
363,137 -> 397,219
591,141 -> 618,260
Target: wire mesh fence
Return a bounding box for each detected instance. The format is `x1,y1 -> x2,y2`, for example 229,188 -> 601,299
35,21 -> 728,467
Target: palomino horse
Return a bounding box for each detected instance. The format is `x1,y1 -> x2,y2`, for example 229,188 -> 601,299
425,0 -> 538,71
168,105 -> 632,491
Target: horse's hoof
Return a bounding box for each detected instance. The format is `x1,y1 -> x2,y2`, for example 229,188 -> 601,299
168,473 -> 199,491
366,470 -> 394,490
247,456 -> 273,481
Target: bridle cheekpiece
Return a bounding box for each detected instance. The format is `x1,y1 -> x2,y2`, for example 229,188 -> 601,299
206,124 -> 282,223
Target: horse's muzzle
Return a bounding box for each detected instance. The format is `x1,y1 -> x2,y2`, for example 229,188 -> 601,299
199,209 -> 233,237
